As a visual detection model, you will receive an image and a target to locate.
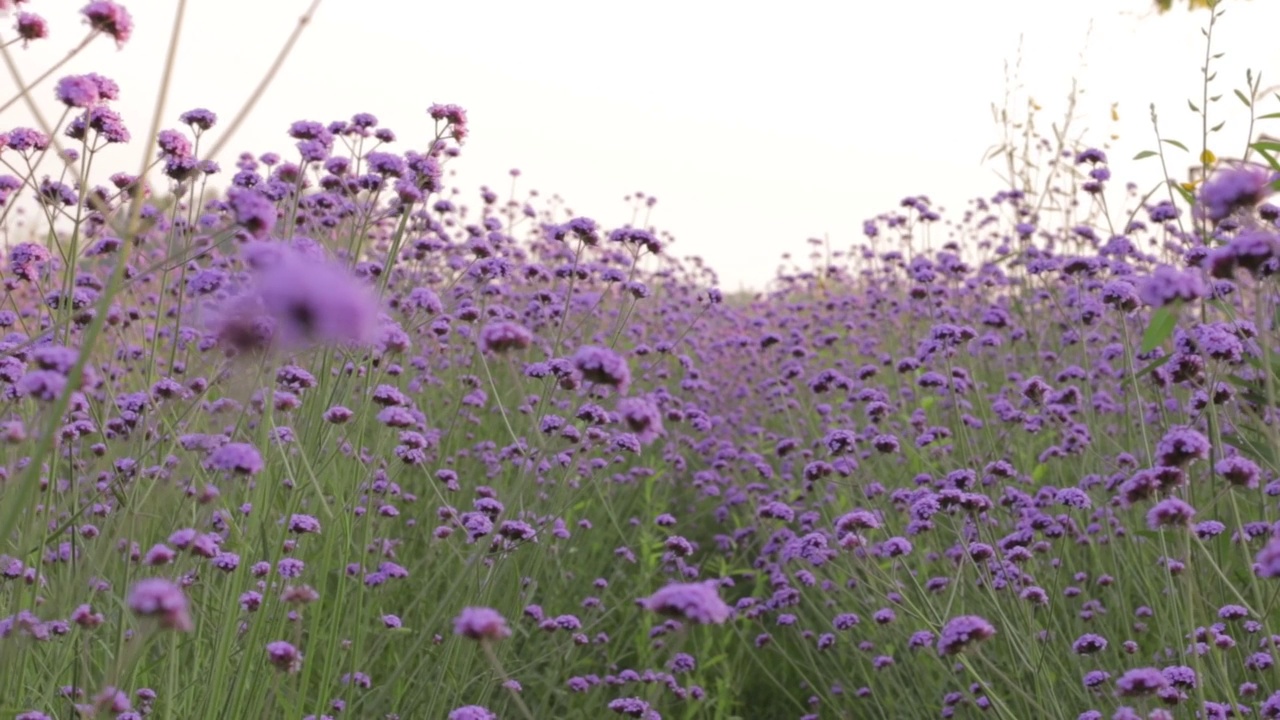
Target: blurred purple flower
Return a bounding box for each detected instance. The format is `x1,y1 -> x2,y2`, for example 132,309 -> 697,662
637,581 -> 731,625
127,578 -> 192,631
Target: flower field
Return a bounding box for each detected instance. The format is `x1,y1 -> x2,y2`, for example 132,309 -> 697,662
4,2 -> 1280,719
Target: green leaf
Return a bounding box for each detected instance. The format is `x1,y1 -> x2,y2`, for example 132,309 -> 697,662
1258,112 -> 1280,120
1163,139 -> 1190,151
1253,141 -> 1280,153
1031,464 -> 1049,483
1133,150 -> 1159,160
1173,183 -> 1197,205
1141,304 -> 1181,353
1211,120 -> 1226,132
1236,89 -> 1253,107
1254,147 -> 1280,174
1189,99 -> 1201,113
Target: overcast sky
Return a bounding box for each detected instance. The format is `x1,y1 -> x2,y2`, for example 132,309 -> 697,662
6,0 -> 1280,290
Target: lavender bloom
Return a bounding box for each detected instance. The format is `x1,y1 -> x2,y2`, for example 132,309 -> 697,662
637,581 -> 731,624
936,615 -> 996,656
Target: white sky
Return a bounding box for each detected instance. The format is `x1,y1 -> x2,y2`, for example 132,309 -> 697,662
6,0 -> 1280,290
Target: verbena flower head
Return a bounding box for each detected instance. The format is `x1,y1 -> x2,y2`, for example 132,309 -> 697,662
1147,498 -> 1196,530
179,108 -> 218,131
1138,266 -> 1206,307
204,442 -> 264,476
1255,535 -> 1280,578
249,246 -> 381,351
478,320 -> 533,354
127,578 -> 192,631
8,242 -> 51,281
1155,426 -> 1210,467
453,607 -> 511,641
572,345 -> 631,394
1198,164 -> 1276,223
448,707 -> 496,720
1115,667 -> 1168,697
636,581 -> 731,625
55,75 -> 101,108
936,615 -> 996,656
16,13 -> 50,45
81,1 -> 133,47
427,103 -> 468,142
265,640 -> 303,673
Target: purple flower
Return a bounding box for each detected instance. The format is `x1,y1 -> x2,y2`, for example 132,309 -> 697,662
226,188 -> 277,239
251,247 -> 381,351
1115,667 -> 1168,696
1199,165 -> 1276,222
1255,535 -> 1280,578
427,103 -> 469,142
617,396 -> 664,444
936,615 -> 996,656
180,108 -> 218,131
55,75 -> 100,108
453,607 -> 511,641
81,1 -> 133,47
448,707 -> 496,720
1076,148 -> 1107,165
1155,427 -> 1210,467
1071,633 -> 1107,654
8,242 -> 51,281
16,13 -> 49,44
1138,265 -> 1206,307
1216,456 -> 1261,488
265,640 -> 303,673
1146,498 -> 1196,530
204,443 -> 264,476
287,514 -> 321,534
637,581 -> 731,625
608,697 -> 658,718
156,129 -> 192,158
478,321 -> 533,354
1263,690 -> 1280,718
572,345 -> 631,393
127,578 -> 192,631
